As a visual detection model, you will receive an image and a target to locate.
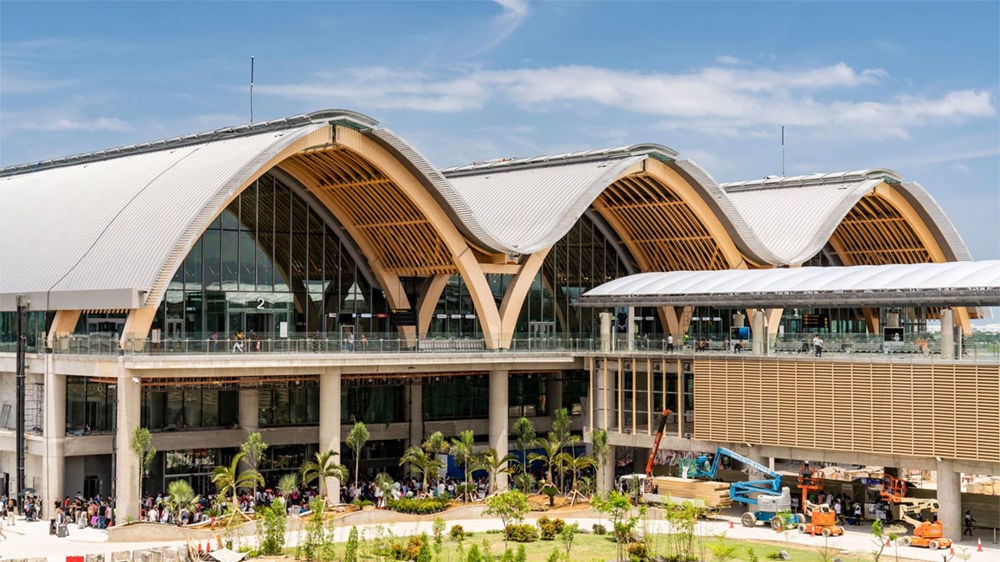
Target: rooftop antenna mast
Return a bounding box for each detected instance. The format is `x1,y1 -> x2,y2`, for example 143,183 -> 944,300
250,56 -> 255,124
781,125 -> 785,177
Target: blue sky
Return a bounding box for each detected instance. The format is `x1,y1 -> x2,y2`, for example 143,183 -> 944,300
2,1 -> 998,261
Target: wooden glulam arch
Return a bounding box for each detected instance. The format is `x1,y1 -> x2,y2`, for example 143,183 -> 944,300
828,181 -> 973,331
591,158 -> 749,337
278,125 -> 508,348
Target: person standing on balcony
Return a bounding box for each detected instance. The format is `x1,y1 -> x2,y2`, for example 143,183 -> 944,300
812,334 -> 823,357
667,334 -> 674,352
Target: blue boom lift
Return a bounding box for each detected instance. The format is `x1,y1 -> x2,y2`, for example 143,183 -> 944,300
696,446 -> 799,530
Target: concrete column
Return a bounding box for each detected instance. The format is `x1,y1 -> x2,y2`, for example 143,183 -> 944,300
44,354 -> 65,507
751,309 -> 765,355
489,369 -> 509,491
114,362 -> 142,521
936,459 -> 962,540
318,369 -> 342,504
546,375 -> 563,417
626,306 -> 635,351
408,379 -> 423,448
941,308 -> 955,359
600,312 -> 612,352
599,445 -> 616,494
239,388 -> 259,434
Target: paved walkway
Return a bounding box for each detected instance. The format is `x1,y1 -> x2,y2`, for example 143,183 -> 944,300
0,511 -> 997,562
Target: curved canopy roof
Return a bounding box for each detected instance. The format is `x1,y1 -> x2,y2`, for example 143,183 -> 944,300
0,108 -> 975,311
580,260 -> 1000,308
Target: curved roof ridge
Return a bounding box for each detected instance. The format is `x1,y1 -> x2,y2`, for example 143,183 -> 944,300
668,159 -> 784,266
0,109 -> 378,178
721,168 -> 902,192
898,181 -> 973,261
441,143 -> 678,176
365,128 -> 513,254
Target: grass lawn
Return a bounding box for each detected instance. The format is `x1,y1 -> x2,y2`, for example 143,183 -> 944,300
273,527 -> 883,562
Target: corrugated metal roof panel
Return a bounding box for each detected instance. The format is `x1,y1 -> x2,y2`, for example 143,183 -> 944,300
1,124 -> 325,310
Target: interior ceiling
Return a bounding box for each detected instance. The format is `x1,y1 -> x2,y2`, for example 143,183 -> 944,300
595,172 -> 731,272
831,193 -> 932,266
281,147 -> 458,277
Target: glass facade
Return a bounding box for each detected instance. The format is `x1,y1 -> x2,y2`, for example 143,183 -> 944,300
422,375 -> 489,421
259,382 -> 320,427
153,172 -> 390,340
0,310 -> 50,352
342,379 -> 405,424
141,387 -> 239,431
66,376 -> 116,434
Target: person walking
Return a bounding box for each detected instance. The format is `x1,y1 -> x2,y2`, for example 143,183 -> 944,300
964,510 -> 976,536
666,334 -> 674,352
812,334 -> 824,357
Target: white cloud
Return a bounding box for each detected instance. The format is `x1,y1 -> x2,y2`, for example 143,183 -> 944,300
2,112 -> 131,133
258,62 -> 995,140
951,162 -> 972,173
466,0 -> 530,57
715,55 -> 742,65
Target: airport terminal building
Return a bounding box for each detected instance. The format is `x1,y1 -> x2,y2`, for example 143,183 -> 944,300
1,110 -> 997,535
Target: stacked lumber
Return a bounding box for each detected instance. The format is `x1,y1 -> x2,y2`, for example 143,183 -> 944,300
650,477 -> 732,508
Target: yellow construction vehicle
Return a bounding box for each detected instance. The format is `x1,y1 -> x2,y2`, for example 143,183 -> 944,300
797,503 -> 844,537
876,476 -> 953,550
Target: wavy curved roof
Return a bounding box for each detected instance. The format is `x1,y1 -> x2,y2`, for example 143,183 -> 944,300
581,260 -> 1000,308
0,109 -> 974,311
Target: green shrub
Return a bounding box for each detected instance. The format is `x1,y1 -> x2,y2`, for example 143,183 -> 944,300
345,527 -> 360,562
537,516 -> 566,540
592,523 -> 607,535
516,544 -> 527,562
626,541 -> 648,562
466,543 -> 483,562
504,523 -> 539,543
352,499 -> 373,507
450,524 -> 467,541
546,548 -> 562,562
388,496 -> 450,514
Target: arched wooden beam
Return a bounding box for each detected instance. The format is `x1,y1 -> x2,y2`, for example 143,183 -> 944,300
418,274 -> 451,338
47,310 -> 82,348
498,250 -> 550,348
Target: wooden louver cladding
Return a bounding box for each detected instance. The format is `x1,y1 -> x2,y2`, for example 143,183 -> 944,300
595,172 -> 730,272
831,193 -> 931,266
281,148 -> 456,277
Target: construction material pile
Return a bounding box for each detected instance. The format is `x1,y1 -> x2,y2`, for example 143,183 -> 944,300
651,476 -> 732,508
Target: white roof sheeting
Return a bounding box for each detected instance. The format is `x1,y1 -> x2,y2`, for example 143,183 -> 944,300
581,260 -> 1000,308
721,170 -> 899,265
0,122 -> 327,310
445,155 -> 647,254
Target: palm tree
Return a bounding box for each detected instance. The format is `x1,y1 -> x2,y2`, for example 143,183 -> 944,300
475,447 -> 518,495
450,430 -> 477,501
557,452 -> 596,503
529,434 -> 563,487
301,450 -> 348,506
400,446 -> 444,493
346,422 -> 369,486
374,472 -> 395,507
166,479 -> 199,525
240,432 -> 268,501
511,417 -> 536,490
276,473 -> 299,504
422,431 -> 449,456
212,452 -> 264,521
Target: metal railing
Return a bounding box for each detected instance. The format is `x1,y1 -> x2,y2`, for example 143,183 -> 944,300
29,331 -> 999,362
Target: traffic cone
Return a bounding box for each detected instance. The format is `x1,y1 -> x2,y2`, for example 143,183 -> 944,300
978,537 -> 983,552
198,542 -> 203,554
729,520 -> 734,529
949,547 -> 955,555
885,538 -> 892,547
206,540 -> 212,553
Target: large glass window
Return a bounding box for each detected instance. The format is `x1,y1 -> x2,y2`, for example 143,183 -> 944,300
140,387 -> 238,431
65,376 -> 116,434
259,381 -> 320,427
422,375 -> 489,421
150,172 -> 391,341
342,380 -> 404,424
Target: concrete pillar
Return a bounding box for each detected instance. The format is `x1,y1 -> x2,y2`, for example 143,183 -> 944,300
626,307 -> 635,351
936,459 -> 962,540
751,309 -> 765,355
318,369 -> 342,504
489,370 -> 509,491
941,308 -> 955,359
408,379 -> 423,448
114,363 -> 142,521
239,388 -> 259,434
546,375 -> 563,417
599,445 -> 616,494
600,312 -> 612,352
44,354 -> 65,507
